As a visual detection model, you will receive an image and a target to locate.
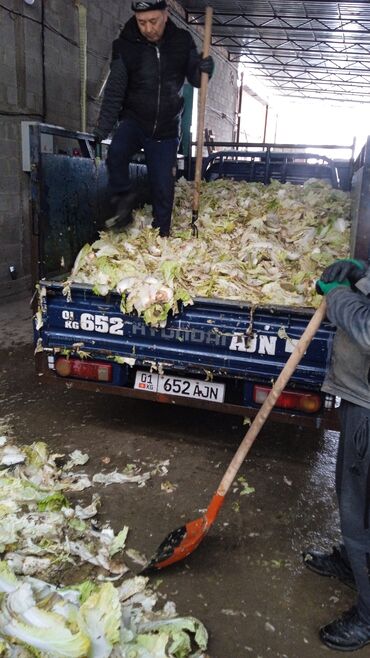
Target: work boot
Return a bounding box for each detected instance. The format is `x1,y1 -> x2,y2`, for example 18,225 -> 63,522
105,191 -> 137,231
302,546 -> 356,590
151,220 -> 170,238
106,182 -> 152,232
320,606 -> 370,651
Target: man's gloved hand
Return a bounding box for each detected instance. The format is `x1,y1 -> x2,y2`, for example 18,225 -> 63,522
321,258 -> 367,284
92,128 -> 106,144
199,55 -> 215,77
315,279 -> 351,295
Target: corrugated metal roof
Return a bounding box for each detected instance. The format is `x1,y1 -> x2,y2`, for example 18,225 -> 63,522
175,1 -> 370,102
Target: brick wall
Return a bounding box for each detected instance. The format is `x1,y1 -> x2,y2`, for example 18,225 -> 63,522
0,0 -> 238,299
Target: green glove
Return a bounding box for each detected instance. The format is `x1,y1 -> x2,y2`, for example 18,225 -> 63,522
315,279 -> 351,295
321,258 -> 367,284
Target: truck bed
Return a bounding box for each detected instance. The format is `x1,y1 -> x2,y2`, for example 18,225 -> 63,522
28,124 -> 370,430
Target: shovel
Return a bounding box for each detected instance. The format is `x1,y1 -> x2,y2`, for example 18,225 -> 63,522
142,299 -> 327,573
191,5 -> 213,237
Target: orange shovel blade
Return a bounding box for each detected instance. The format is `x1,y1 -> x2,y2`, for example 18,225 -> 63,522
142,492 -> 224,573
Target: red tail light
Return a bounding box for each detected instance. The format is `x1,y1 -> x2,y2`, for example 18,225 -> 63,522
253,385 -> 321,414
55,358 -> 112,382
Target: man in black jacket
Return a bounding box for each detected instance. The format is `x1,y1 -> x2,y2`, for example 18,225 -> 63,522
94,0 -> 214,237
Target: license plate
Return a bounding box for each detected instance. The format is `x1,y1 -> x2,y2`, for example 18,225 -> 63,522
134,371 -> 225,403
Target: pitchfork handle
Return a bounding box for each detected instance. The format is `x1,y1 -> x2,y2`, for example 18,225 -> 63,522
191,6 -> 213,235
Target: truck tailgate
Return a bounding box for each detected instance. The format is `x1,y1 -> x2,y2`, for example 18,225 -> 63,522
37,281 -> 334,388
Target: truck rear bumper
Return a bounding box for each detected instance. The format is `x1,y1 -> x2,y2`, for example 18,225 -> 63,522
36,354 -> 339,431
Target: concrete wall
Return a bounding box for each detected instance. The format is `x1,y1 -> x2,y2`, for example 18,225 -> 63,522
0,0 -> 238,299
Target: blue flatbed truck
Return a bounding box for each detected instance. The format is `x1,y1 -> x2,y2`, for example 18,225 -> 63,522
28,124 -> 370,429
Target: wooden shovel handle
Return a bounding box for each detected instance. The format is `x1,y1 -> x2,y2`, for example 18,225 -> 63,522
217,299 -> 327,497
192,6 -> 213,214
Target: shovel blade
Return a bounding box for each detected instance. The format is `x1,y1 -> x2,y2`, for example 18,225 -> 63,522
142,516 -> 207,574
142,493 -> 225,573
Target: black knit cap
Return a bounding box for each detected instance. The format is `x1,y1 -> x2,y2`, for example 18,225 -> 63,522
132,1 -> 167,11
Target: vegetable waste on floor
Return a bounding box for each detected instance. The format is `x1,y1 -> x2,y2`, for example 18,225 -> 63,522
0,429 -> 208,657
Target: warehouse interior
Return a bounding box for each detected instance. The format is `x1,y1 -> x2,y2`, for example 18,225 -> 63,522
1,3 -> 370,656
2,0 -> 370,301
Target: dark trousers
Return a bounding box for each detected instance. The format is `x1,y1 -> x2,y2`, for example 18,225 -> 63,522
336,400 -> 370,622
107,118 -> 179,234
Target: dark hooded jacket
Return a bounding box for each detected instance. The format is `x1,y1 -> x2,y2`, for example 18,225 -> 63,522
96,17 -> 204,140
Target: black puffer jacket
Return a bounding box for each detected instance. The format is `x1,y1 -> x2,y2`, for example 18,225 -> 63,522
96,17 -> 203,140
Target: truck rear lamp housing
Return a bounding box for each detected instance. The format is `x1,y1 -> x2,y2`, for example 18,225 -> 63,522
253,385 -> 321,414
55,357 -> 112,382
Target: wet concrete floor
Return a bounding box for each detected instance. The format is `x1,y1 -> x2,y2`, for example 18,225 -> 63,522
0,296 -> 364,657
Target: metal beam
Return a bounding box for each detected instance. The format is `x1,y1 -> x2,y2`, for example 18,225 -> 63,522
230,50 -> 370,63
273,92 -> 370,104
187,12 -> 370,34
236,66 -> 370,78
266,79 -> 370,90
188,11 -> 370,23
183,0 -> 370,6
264,84 -> 370,97
269,85 -> 370,96
230,57 -> 370,73
235,54 -> 370,67
253,74 -> 370,86
228,54 -> 370,67
221,48 -> 370,63
180,3 -> 370,101
214,42 -> 370,59
211,33 -> 370,45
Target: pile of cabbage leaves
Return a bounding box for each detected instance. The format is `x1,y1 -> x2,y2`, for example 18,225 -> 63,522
67,178 -> 350,327
0,433 -> 208,657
